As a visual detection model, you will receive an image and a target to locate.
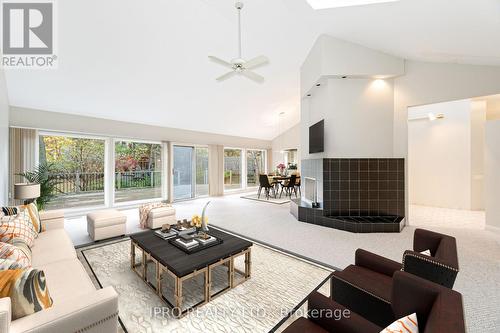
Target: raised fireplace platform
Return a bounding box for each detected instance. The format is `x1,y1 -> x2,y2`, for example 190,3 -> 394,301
291,199 -> 404,233
293,158 -> 406,233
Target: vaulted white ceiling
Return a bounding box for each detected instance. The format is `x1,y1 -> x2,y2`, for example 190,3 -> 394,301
5,0 -> 500,140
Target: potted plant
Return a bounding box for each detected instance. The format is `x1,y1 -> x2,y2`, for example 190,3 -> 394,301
17,163 -> 62,211
276,163 -> 286,176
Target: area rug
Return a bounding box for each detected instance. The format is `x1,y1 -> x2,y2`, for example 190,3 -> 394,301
78,234 -> 332,333
241,193 -> 291,204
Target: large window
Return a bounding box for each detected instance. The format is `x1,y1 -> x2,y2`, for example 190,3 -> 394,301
246,150 -> 266,187
39,134 -> 106,210
224,149 -> 242,190
114,140 -> 163,203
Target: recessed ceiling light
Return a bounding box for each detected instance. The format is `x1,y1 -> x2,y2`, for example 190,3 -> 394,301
306,0 -> 400,10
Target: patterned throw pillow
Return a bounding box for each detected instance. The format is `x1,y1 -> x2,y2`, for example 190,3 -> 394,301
1,207 -> 18,216
0,268 -> 53,319
19,203 -> 43,235
0,242 -> 31,268
0,213 -> 37,247
0,258 -> 25,271
380,313 -> 419,333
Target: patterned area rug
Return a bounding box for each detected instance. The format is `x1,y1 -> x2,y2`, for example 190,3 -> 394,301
78,235 -> 332,333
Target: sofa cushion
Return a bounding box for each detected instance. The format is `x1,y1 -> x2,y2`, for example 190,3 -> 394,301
31,229 -> 77,267
37,259 -> 95,303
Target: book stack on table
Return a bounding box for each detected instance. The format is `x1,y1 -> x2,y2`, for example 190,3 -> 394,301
175,237 -> 199,249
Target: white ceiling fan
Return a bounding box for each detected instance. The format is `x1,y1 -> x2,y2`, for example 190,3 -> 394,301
209,2 -> 269,83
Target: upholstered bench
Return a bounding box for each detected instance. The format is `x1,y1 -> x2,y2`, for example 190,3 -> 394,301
87,209 -> 127,241
146,206 -> 176,229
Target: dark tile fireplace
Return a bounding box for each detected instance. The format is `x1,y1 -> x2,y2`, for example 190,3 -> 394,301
290,158 -> 405,233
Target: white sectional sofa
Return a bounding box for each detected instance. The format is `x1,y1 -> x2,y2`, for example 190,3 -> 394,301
0,211 -> 119,333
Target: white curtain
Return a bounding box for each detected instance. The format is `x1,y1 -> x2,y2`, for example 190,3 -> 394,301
9,127 -> 38,205
208,144 -> 224,196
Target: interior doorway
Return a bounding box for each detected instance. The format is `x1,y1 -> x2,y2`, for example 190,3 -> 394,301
406,95 -> 500,229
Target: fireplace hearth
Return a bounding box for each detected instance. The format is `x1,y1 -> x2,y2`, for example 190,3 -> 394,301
291,158 -> 405,233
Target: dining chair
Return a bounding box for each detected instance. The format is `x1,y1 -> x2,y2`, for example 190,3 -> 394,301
280,175 -> 297,198
258,174 -> 276,200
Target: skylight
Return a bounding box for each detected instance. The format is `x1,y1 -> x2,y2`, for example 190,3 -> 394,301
306,0 -> 400,10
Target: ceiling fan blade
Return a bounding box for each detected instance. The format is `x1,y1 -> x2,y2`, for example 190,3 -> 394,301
216,71 -> 237,81
241,70 -> 265,83
244,55 -> 269,70
209,56 -> 233,68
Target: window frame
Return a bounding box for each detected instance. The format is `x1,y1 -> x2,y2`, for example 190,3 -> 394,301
224,147 -> 267,192
38,131 -> 109,212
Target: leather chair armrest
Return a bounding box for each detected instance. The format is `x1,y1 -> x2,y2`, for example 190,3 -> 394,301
355,249 -> 402,277
0,297 -> 11,333
402,250 -> 458,288
10,287 -> 118,333
308,292 -> 381,333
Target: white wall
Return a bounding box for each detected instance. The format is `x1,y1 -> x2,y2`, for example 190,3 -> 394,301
301,78 -> 394,159
271,123 -> 300,168
0,70 -> 9,206
394,60 -> 500,157
485,121 -> 500,230
9,107 -> 271,149
408,99 -> 476,209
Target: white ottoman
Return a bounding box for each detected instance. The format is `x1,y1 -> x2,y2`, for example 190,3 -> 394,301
87,209 -> 127,241
147,206 -> 176,229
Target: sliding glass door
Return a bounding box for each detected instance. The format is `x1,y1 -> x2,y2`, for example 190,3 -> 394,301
195,147 -> 209,197
173,146 -> 194,200
173,145 -> 209,200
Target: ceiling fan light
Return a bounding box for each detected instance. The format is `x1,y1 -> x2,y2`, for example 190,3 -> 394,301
306,0 -> 400,10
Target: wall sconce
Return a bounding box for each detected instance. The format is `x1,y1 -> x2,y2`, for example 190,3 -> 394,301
427,113 -> 445,121
408,113 -> 445,122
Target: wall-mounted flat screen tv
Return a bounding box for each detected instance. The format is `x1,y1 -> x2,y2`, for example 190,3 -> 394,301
309,120 -> 324,154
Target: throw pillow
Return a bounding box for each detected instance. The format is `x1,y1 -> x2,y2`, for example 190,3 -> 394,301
19,203 -> 43,235
0,213 -> 37,248
420,249 -> 432,256
1,207 -> 18,216
380,313 -> 418,333
0,242 -> 31,268
0,268 -> 53,319
0,258 -> 25,271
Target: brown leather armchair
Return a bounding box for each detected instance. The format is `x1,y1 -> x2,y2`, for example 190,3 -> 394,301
330,228 -> 459,327
282,271 -> 465,333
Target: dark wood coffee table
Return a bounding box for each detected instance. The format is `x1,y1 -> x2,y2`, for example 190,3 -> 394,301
129,228 -> 253,317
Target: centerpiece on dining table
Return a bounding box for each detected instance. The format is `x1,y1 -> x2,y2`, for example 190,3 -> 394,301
276,163 -> 287,176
